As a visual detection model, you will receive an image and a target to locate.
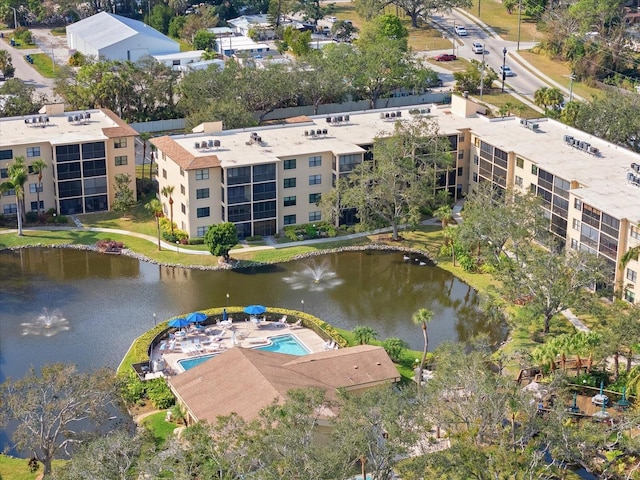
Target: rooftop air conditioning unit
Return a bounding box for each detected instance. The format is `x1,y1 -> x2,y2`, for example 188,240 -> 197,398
326,117 -> 332,123
396,111 -> 402,117
194,142 -> 200,149
208,140 -> 214,148
213,139 -> 221,148
344,115 -> 349,122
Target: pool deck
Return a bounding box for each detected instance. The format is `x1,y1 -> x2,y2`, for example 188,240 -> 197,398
150,320 -> 329,377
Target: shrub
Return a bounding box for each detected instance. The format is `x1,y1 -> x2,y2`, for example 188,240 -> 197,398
327,226 -> 337,237
162,231 -> 178,243
383,337 -> 407,362
187,237 -> 204,245
68,51 -> 86,66
146,378 -> 175,409
56,215 -> 67,224
12,27 -> 33,44
121,370 -> 146,404
245,235 -> 263,242
25,211 -> 38,223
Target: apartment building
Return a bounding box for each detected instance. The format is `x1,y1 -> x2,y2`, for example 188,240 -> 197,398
0,104 -> 137,217
152,96 -> 640,302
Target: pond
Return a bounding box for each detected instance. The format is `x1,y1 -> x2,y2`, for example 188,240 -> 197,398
0,247 -> 506,385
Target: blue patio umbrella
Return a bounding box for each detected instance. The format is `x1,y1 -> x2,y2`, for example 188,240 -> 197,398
244,305 -> 266,316
168,317 -> 190,329
186,311 -> 207,324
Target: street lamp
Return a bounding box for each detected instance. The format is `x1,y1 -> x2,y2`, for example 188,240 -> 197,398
301,299 -> 305,313
176,240 -> 180,254
226,293 -> 230,307
153,313 -> 157,326
516,0 -> 522,52
479,44 -> 486,101
11,7 -> 18,29
569,72 -> 576,102
501,47 -> 507,93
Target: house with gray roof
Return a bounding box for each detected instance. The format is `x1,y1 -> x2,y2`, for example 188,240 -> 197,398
67,12 -> 179,62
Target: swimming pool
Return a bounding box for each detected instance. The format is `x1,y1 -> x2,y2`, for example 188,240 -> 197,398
177,334 -> 309,371
257,334 -> 310,355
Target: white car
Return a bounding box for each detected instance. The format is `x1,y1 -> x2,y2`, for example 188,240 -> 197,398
471,42 -> 483,54
454,25 -> 467,36
500,65 -> 514,77
326,16 -> 337,23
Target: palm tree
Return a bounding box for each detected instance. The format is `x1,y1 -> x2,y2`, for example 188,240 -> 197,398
30,159 -> 47,216
352,325 -> 377,345
145,198 -> 163,251
434,204 -> 454,228
139,132 -> 150,181
0,156 -> 28,235
412,308 -> 433,391
149,146 -> 156,182
161,185 -> 175,234
533,87 -> 549,110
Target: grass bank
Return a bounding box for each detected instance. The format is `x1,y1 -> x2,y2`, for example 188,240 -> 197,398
0,454 -> 65,480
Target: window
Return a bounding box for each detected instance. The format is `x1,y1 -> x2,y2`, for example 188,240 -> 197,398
115,155 -> 127,166
309,174 -> 321,185
624,290 -> 636,303
309,211 -> 321,222
472,172 -> 478,182
456,167 -> 463,177
632,225 -> 640,240
0,168 -> 6,178
458,151 -> 464,160
574,198 -> 582,211
180,168 -> 184,177
516,157 -> 524,169
338,154 -> 360,172
627,269 -> 638,282
284,159 -> 296,170
309,156 -> 321,167
30,200 -> 44,211
83,159 -> 106,177
284,177 -> 296,188
114,138 -> 127,148
570,238 -> 579,250
284,196 -> 296,207
162,169 -> 167,179
172,59 -> 181,66
473,154 -> 479,165
3,203 -> 17,214
458,133 -> 465,141
180,184 -> 185,195
82,142 -> 105,159
84,177 -> 107,195
29,183 -> 43,193
181,203 -> 186,214
0,149 -> 13,160
197,207 -> 210,218
56,144 -> 80,162
253,182 -> 276,201
253,201 -> 276,219
572,218 -> 580,230
531,165 -> 538,175
3,188 -> 15,196
253,163 -> 276,182
515,176 -> 523,187
309,193 -> 321,204
284,214 -> 296,225
27,146 -> 41,158
197,226 -> 207,237
195,169 -> 209,180
196,188 -> 210,199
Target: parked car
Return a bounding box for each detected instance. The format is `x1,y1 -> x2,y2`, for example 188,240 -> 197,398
427,76 -> 443,87
454,25 -> 467,36
500,65 -> 514,77
434,53 -> 457,61
472,42 -> 484,54
326,16 -> 337,22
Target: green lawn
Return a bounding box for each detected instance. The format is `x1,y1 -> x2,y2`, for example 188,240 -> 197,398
0,454 -> 65,480
30,53 -> 56,78
462,0 -> 542,43
141,411 -> 179,446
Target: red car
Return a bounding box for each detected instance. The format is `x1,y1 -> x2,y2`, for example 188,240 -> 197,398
434,53 -> 457,61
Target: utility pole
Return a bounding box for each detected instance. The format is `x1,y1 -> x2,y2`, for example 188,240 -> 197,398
11,7 -> 18,29
452,20 -> 456,56
480,45 -> 486,101
516,0 -> 522,52
569,72 -> 575,102
502,47 -> 507,93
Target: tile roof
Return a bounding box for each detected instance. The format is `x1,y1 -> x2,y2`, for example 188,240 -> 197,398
151,135 -> 221,170
168,345 -> 399,425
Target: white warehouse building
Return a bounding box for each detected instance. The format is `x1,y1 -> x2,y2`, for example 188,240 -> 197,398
67,12 -> 180,62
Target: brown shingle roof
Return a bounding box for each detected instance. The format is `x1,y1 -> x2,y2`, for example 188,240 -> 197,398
151,136 -> 221,170
100,108 -> 138,137
168,345 -> 399,425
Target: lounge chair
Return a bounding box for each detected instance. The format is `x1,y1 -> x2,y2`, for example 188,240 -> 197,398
290,319 -> 302,328
277,315 -> 288,327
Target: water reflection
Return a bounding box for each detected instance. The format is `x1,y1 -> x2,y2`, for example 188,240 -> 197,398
0,248 -> 507,384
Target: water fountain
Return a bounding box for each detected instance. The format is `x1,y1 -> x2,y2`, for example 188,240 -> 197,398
20,308 -> 70,337
282,259 -> 344,292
